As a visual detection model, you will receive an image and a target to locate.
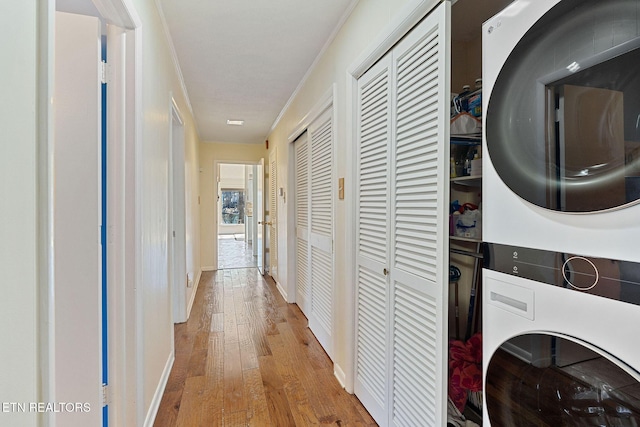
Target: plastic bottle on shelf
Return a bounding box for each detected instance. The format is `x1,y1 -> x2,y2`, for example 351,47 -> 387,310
470,153 -> 482,177
452,85 -> 471,116
467,78 -> 483,118
464,146 -> 476,176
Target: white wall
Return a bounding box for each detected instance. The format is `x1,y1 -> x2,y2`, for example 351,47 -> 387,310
2,1 -> 196,426
184,113 -> 201,312
265,0 -> 414,382
128,0 -> 202,422
219,163 -> 246,189
0,2 -> 39,426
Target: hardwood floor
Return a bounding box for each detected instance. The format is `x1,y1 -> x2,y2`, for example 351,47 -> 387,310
154,268 -> 376,426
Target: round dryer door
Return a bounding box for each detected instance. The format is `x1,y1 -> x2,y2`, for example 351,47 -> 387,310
486,333 -> 640,426
486,0 -> 640,212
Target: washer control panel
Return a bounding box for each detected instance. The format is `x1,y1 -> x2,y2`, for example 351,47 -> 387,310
484,243 -> 640,306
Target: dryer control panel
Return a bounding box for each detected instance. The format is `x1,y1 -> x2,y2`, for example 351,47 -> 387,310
484,242 -> 640,306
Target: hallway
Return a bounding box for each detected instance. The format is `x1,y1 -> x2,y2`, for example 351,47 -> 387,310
154,269 -> 376,426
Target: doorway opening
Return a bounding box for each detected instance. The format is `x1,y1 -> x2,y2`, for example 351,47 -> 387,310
217,163 -> 260,269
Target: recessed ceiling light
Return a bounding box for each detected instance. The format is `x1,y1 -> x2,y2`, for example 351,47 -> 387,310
226,119 -> 244,126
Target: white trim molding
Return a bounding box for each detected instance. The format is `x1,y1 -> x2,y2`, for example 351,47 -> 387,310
268,0 -> 359,137
153,0 -> 196,121
38,2 -> 56,422
334,363 -> 347,389
276,281 -> 288,302
287,84 -> 336,143
143,351 -> 174,427
347,0 -> 441,79
186,269 -> 202,318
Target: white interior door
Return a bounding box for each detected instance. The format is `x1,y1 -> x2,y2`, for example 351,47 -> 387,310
355,52 -> 393,424
269,149 -> 278,279
54,11 -> 103,426
256,159 -> 265,274
308,109 -> 334,358
294,132 -> 311,316
389,5 -> 449,425
354,3 -> 450,426
169,102 -> 187,323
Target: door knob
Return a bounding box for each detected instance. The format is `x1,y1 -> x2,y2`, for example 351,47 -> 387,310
383,268 -> 389,276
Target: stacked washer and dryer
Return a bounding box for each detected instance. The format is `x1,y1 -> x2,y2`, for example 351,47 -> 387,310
482,0 -> 640,425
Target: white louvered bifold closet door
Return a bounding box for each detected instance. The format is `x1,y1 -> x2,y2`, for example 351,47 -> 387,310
294,132 -> 311,316
269,149 -> 278,279
355,3 -> 450,426
389,5 -> 449,426
308,108 -> 334,358
355,53 -> 393,424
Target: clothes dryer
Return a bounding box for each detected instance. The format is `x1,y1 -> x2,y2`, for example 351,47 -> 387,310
482,0 -> 640,425
483,0 -> 640,261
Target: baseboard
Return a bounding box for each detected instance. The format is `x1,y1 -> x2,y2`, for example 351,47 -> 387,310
143,351 -> 175,427
275,280 -> 288,301
334,363 -> 347,389
201,265 -> 216,272
186,269 -> 202,318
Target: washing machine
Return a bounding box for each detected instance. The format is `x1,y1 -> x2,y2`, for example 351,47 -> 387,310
482,0 -> 640,424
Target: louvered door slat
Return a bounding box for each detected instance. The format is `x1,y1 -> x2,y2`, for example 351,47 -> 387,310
295,133 -> 311,316
357,265 -> 388,405
269,149 -> 278,279
296,238 -> 309,304
296,136 -> 309,229
393,280 -> 439,427
311,117 -> 333,238
390,5 -> 449,426
311,247 -> 332,333
394,34 -> 442,283
354,53 -> 392,424
308,107 -> 334,359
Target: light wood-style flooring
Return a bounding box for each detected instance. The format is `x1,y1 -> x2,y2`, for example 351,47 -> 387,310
154,268 -> 376,426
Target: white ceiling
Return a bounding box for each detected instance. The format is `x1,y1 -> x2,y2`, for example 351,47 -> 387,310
157,0 -> 357,144
56,0 -> 514,145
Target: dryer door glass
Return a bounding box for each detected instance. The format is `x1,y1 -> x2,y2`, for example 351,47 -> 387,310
486,333 -> 640,426
486,0 -> 640,212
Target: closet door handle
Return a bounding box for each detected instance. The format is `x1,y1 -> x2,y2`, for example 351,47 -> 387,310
383,268 -> 389,276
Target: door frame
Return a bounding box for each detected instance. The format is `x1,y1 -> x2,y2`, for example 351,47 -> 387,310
287,86 -> 336,304
286,84 -> 337,358
256,159 -> 266,275
169,97 -> 188,324
290,130 -> 310,313
213,160 -> 264,271
345,0 -> 444,395
39,0 -> 142,425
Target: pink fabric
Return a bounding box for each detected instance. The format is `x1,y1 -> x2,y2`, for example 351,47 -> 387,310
449,333 -> 482,412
